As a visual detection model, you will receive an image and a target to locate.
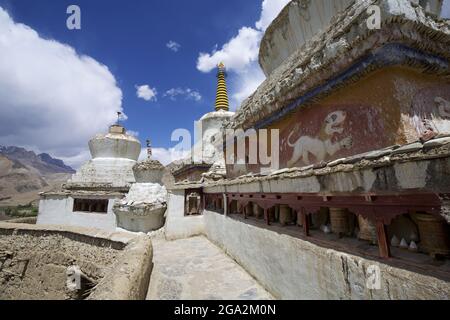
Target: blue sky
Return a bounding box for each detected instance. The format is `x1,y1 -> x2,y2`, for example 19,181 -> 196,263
0,0 -> 287,166
0,0 -> 448,167
0,0 -> 259,157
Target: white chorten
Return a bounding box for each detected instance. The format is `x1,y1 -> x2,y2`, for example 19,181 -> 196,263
70,124 -> 141,187
38,124 -> 142,231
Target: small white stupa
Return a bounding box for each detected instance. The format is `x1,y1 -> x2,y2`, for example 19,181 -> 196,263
113,158 -> 168,233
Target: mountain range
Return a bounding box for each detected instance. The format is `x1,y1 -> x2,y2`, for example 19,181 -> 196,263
0,146 -> 75,206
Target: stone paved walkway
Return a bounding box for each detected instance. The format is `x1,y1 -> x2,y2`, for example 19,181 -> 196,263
146,236 -> 273,300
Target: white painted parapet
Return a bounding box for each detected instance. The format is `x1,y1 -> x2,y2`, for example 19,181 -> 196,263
204,210 -> 450,300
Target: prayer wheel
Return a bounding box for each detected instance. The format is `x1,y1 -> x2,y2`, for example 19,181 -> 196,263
188,196 -> 199,215
245,203 -> 254,217
330,208 -> 351,236
230,201 -> 237,214
413,213 -> 450,257
297,210 -> 303,227
358,215 -> 377,244
253,203 -> 264,219
268,207 -> 277,223
279,205 -> 294,226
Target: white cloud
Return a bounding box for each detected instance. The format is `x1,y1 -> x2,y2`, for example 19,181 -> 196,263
164,88 -> 202,102
127,130 -> 139,137
197,27 -> 261,73
255,0 -> 290,31
231,64 -> 266,105
58,149 -> 91,169
136,84 -> 157,102
166,40 -> 181,52
196,0 -> 290,108
0,7 -> 124,169
139,147 -> 190,166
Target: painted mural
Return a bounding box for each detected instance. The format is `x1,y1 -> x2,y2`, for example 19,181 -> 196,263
285,110 -> 353,166
409,85 -> 450,137
279,104 -> 389,168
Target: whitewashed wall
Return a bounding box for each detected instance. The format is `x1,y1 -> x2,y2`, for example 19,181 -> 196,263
203,210 -> 449,300
37,196 -> 119,231
164,190 -> 205,240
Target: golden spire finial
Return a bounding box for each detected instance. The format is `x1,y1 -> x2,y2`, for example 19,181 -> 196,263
214,63 -> 229,112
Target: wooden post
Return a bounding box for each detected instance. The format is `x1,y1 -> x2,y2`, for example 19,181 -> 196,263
244,203 -> 248,220
224,196 -> 228,216
302,209 -> 310,237
376,220 -> 391,259
200,194 -> 205,214
264,208 -> 270,226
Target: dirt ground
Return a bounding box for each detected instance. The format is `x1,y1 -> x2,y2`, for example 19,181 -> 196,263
0,232 -> 122,300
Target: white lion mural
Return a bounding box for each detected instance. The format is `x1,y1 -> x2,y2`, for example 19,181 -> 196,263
287,110 -> 353,167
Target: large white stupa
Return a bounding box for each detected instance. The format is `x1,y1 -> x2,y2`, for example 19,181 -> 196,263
37,124 -> 143,231
70,124 -> 141,187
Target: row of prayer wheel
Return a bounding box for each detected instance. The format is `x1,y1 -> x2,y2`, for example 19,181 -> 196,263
235,201 -> 450,257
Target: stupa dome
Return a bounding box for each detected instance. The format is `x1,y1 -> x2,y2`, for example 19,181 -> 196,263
133,159 -> 165,184
88,124 -> 141,161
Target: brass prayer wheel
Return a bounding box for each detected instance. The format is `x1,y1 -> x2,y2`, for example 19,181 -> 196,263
253,203 -> 264,219
412,213 -> 450,257
297,210 -> 303,227
330,208 -> 351,236
357,215 -> 377,244
245,203 -> 254,216
188,196 -> 199,215
279,205 -> 294,226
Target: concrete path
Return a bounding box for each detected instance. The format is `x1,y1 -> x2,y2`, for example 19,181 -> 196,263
146,236 -> 273,300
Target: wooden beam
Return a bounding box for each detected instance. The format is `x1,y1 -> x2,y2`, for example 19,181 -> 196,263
376,220 -> 391,259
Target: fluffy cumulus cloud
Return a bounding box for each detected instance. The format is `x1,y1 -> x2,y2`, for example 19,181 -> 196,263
197,27 -> 261,73
0,7 -> 124,168
196,0 -> 290,108
164,88 -> 202,102
136,84 -> 158,102
166,40 -> 181,52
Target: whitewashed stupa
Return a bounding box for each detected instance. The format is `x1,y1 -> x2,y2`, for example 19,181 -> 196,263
37,124 -> 142,231
171,63 -> 235,183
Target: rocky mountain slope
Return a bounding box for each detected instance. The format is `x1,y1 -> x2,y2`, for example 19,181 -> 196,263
0,146 -> 75,206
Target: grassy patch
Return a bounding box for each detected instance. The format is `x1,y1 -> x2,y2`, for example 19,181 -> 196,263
0,203 -> 38,218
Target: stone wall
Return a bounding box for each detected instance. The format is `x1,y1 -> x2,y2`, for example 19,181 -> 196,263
203,211 -> 449,300
259,0 -> 354,76
209,142 -> 450,196
259,0 -> 444,77
0,223 -> 153,300
70,158 -> 137,187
